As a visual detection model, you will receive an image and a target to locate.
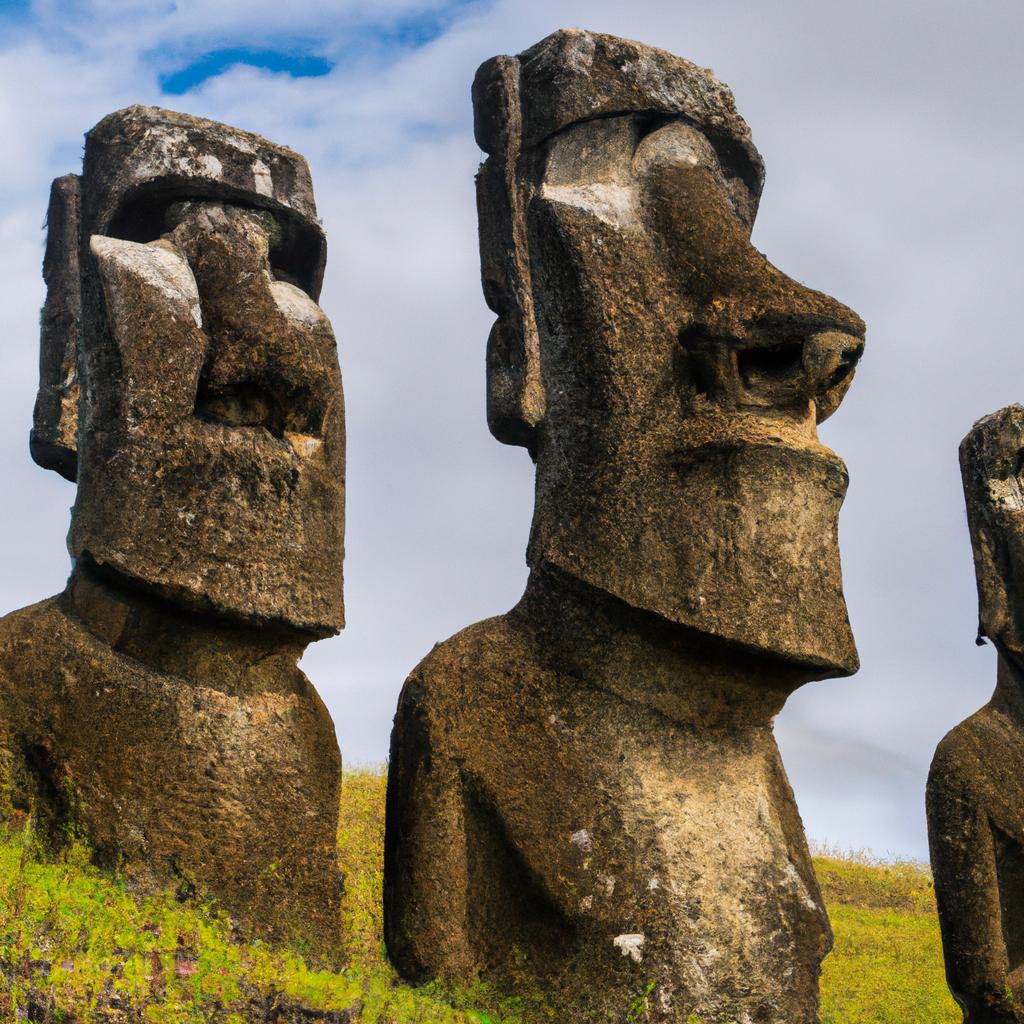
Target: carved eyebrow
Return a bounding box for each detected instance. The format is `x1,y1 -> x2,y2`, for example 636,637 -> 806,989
530,109 -> 690,150
536,110 -> 760,196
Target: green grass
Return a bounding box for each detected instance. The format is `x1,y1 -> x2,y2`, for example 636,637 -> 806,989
815,853 -> 959,1023
0,770 -> 517,1023
0,770 -> 961,1022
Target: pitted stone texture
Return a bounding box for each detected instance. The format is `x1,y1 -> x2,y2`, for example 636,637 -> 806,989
82,106 -> 326,295
0,576 -> 342,954
474,29 -> 764,199
31,175 -> 81,481
386,588 -> 832,1023
928,405 -> 1024,1022
386,29 -> 864,1022
74,202 -> 345,635
472,32 -> 863,668
2,108 -> 344,960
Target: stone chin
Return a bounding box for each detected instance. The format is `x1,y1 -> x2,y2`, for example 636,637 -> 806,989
532,438 -> 858,678
71,428 -> 345,638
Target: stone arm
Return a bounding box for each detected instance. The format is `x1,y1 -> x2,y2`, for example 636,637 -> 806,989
383,672 -> 474,983
927,746 -> 1022,1023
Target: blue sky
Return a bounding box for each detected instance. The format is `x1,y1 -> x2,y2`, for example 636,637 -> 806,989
1,0 -> 1023,861
153,2 -> 485,91
159,47 -> 335,93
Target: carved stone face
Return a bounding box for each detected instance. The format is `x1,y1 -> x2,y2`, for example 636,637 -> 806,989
34,108 -> 344,636
475,31 -> 865,675
961,405 -> 1024,664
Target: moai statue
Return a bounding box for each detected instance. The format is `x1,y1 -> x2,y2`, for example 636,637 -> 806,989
384,30 -> 865,1023
0,107 -> 345,958
928,405 -> 1024,1024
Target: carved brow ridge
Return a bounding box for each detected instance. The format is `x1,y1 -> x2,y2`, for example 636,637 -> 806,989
528,109 -> 762,197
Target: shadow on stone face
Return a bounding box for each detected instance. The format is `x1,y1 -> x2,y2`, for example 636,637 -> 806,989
0,106 -> 346,962
384,28 -> 865,1024
928,404 -> 1024,1024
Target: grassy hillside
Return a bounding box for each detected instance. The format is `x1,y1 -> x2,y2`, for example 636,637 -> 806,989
814,850 -> 959,1023
0,770 -> 960,1023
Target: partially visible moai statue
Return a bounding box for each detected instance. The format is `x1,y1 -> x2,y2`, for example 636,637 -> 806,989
0,107 -> 345,957
385,30 -> 865,1023
928,405 -> 1024,1024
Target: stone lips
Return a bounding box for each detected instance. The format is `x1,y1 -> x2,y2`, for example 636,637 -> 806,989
49,105 -> 347,636
71,202 -> 345,636
535,434 -> 857,676
517,106 -> 861,673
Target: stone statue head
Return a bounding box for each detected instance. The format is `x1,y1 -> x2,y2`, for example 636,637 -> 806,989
960,405 -> 1024,663
31,106 -> 344,636
474,30 -> 865,676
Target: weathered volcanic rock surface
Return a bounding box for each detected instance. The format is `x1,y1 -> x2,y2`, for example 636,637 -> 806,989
1,106 -> 346,961
386,28 -> 866,1023
928,405 -> 1024,1023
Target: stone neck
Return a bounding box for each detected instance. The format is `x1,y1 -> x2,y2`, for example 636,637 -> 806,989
61,564 -> 309,694
511,566 -> 816,727
993,652 -> 1024,725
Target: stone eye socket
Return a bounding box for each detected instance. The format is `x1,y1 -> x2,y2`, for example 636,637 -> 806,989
104,187 -> 323,298
632,112 -> 684,147
630,114 -> 761,230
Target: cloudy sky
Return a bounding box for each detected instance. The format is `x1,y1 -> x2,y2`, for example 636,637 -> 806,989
1,0 -> 1021,861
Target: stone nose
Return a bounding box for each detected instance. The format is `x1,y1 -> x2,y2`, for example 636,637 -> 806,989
167,203 -> 337,440
678,314 -> 864,423
672,215 -> 866,423
799,328 -> 865,421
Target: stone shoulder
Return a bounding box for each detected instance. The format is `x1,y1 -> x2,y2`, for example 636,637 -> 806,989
0,597 -> 67,812
0,597 -> 65,675
928,704 -> 1013,801
399,613 -> 532,711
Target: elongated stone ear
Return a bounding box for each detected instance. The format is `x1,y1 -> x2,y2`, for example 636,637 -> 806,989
473,56 -> 545,454
31,174 -> 82,482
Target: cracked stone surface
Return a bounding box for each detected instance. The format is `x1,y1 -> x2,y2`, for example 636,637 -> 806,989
384,29 -> 865,1022
0,106 -> 345,961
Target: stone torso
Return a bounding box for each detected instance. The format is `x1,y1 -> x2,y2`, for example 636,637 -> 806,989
386,611 -> 830,1023
941,706 -> 1024,851
929,695 -> 1024,1023
0,579 -> 342,958
2,104 -> 347,961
